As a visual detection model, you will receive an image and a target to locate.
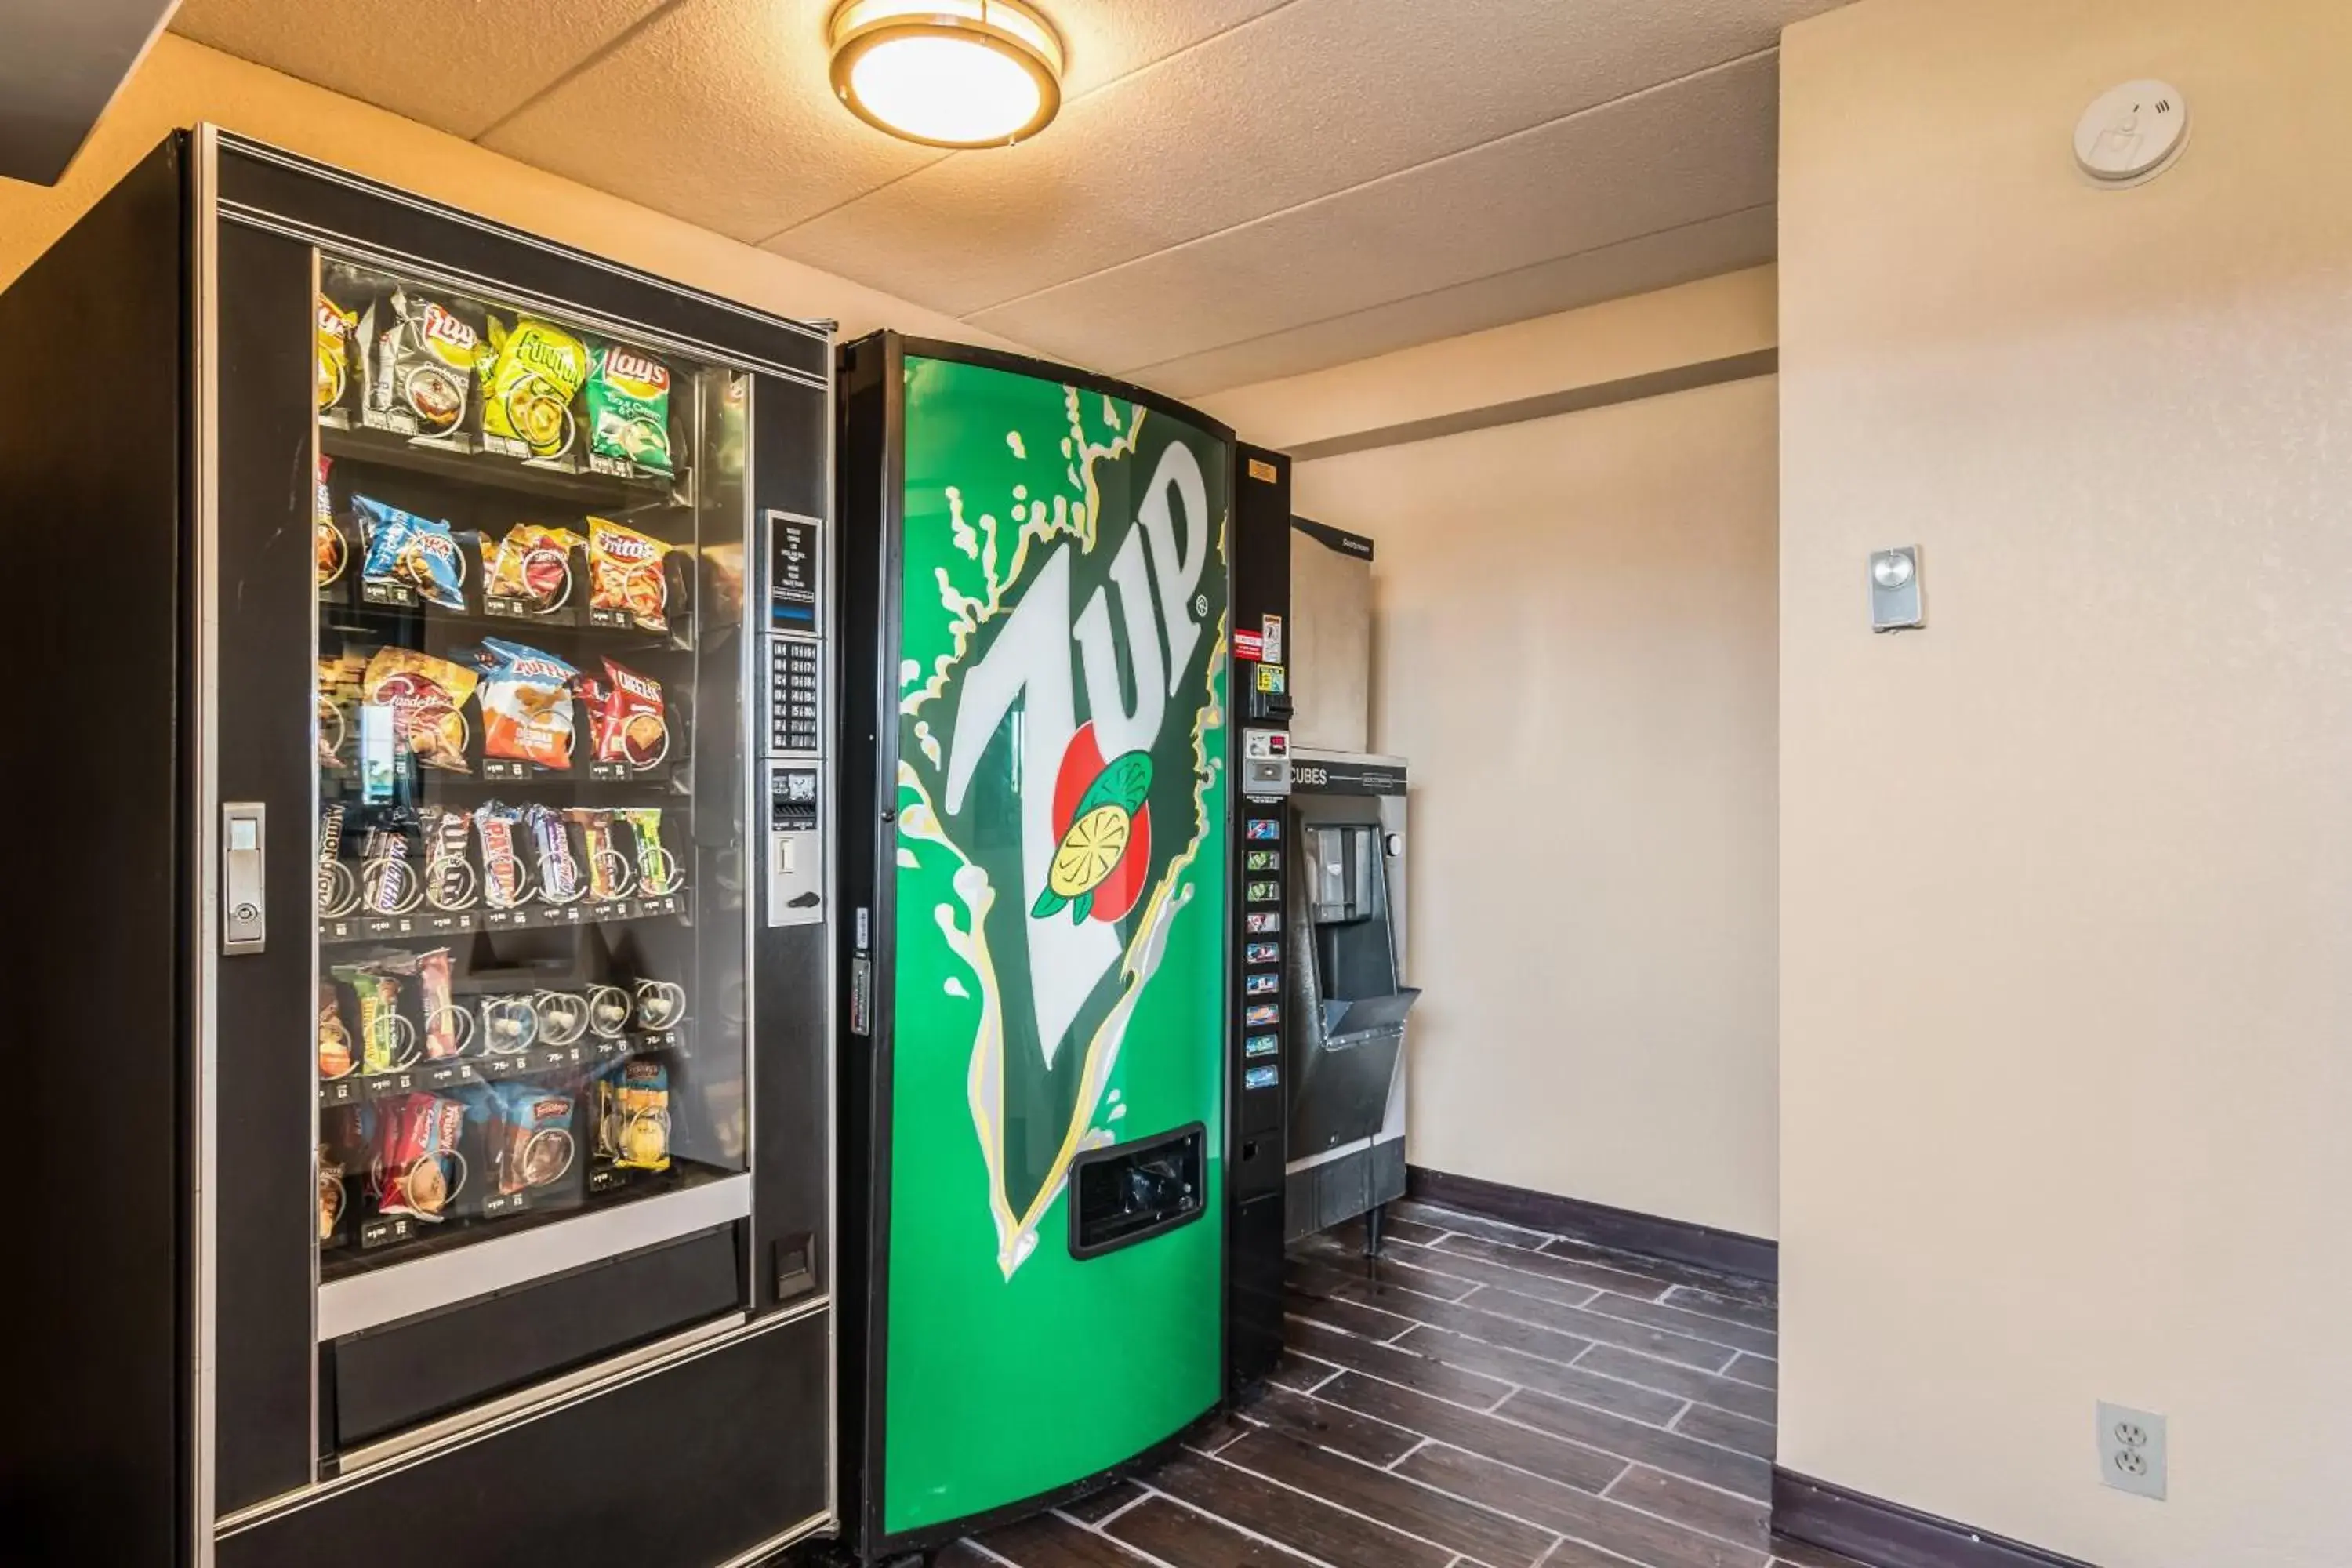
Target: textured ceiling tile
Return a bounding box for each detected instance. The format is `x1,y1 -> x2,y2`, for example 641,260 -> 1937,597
169,0 -> 669,140
967,53 -> 1780,372
766,0 -> 1832,317
1131,205 -> 1779,399
477,0 -> 936,245
478,0 -> 1292,248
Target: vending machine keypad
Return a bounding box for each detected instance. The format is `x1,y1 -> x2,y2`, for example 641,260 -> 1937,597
764,510 -> 826,928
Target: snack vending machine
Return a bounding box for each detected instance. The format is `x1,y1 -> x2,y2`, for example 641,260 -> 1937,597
834,335 -> 1233,1555
5,129 -> 836,1567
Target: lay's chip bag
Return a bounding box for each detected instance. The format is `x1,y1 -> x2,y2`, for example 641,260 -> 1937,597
584,341 -> 674,475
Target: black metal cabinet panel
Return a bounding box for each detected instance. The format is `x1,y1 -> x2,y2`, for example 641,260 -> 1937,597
221,1310 -> 830,1568
213,215 -> 334,1515
0,135 -> 190,1568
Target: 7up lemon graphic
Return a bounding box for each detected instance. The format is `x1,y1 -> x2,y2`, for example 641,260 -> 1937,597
1036,747 -> 1152,922
879,352 -> 1229,1533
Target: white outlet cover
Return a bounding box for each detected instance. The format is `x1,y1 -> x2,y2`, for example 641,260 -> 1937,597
2097,1401 -> 2168,1501
2075,80 -> 2190,185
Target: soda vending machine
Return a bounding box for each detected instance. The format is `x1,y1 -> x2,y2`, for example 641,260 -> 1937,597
5,129 -> 836,1566
834,335 -> 1234,1555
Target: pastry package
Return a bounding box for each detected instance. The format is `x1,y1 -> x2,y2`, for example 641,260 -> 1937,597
580,658 -> 669,769
620,807 -> 680,895
598,1058 -> 671,1172
480,522 -> 583,611
332,961 -> 414,1074
495,1085 -> 579,1196
374,1093 -> 467,1221
472,638 -> 579,768
586,516 -> 673,632
416,947 -> 469,1059
360,647 -> 477,772
318,983 -> 354,1080
584,342 -> 674,474
355,495 -> 467,611
366,286 -> 484,439
477,314 -> 589,459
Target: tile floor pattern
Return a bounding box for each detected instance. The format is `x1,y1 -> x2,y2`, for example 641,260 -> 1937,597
937,1199 -> 1875,1568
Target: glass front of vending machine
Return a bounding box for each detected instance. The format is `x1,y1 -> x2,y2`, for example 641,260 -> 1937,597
1,128 -> 837,1568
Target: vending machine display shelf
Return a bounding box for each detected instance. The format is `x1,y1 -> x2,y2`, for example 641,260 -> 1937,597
321,888 -> 689,946
318,1028 -> 684,1109
319,588 -> 692,653
322,417 -> 690,510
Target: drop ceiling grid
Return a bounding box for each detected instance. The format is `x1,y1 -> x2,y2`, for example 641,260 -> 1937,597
964,52 -> 1782,374
762,0 -> 1828,320
167,0 -> 1848,394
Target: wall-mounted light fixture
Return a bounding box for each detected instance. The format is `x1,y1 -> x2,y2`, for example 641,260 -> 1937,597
829,1 -> 1065,149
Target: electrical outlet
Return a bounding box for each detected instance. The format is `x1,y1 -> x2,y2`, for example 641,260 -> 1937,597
2098,1402 -> 2166,1500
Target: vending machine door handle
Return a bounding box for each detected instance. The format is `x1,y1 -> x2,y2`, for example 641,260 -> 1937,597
223,800 -> 267,954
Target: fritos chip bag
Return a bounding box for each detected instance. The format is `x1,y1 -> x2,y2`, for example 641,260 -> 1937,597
472,638 -> 579,769
586,516 -> 672,632
360,647 -> 477,772
477,314 -> 589,459
584,341 -> 674,474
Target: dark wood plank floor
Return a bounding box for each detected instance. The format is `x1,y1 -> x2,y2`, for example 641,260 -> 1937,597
945,1200 -> 1875,1568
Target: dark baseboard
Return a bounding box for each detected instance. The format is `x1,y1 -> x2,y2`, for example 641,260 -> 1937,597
1404,1167 -> 1777,1283
1773,1470 -> 2097,1568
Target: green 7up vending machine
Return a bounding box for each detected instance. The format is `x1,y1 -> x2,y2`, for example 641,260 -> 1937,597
833,336 -> 1235,1557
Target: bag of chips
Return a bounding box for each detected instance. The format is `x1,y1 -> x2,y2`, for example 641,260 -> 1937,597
472,638 -> 579,768
375,1093 -> 467,1221
355,495 -> 467,611
481,522 -> 583,609
314,456 -> 348,590
477,315 -> 589,459
366,287 -> 484,439
582,658 -> 668,768
584,342 -> 674,474
586,517 -> 673,632
317,291 -> 360,415
361,647 -> 477,772
598,1058 -> 671,1172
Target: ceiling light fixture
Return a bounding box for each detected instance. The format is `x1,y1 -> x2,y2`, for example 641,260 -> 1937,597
829,0 -> 1065,149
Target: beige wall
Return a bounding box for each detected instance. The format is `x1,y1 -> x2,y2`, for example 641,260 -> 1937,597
0,34 -> 1017,345
1293,372 -> 1781,1240
1779,2 -> 2352,1563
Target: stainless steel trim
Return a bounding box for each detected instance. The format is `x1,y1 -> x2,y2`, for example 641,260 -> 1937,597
305,244 -> 325,1486
316,1173 -> 753,1340
739,370 -> 759,1318
714,1511 -> 834,1568
819,344 -> 842,1530
217,132 -> 830,344
216,1299 -> 829,1537
219,205 -> 828,391
191,121 -> 223,1568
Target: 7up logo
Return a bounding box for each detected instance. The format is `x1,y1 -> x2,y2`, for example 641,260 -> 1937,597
898,368 -> 1227,1279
